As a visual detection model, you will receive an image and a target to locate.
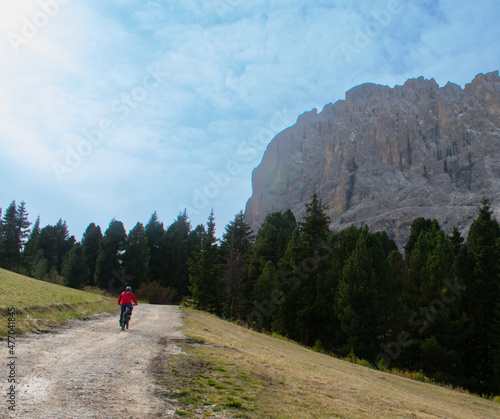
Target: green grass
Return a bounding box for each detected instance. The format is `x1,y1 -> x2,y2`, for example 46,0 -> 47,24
0,268 -> 117,336
159,348 -> 260,417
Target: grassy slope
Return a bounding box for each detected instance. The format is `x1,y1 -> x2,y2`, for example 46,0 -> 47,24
0,268 -> 117,336
166,308 -> 500,418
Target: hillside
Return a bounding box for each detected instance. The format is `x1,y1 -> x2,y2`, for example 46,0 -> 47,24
245,71 -> 500,246
171,309 -> 500,418
0,268 -> 116,336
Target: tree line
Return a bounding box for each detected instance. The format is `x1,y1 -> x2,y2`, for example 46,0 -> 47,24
0,195 -> 499,395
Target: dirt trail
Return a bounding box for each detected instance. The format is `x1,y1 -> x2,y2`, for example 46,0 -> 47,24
10,305 -> 184,418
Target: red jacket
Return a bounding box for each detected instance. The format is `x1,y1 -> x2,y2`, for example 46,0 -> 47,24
118,290 -> 138,305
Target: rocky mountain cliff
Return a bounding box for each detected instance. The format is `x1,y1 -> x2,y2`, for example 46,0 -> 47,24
245,71 -> 500,247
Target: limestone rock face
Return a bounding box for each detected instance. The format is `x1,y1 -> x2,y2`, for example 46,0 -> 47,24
245,71 -> 500,246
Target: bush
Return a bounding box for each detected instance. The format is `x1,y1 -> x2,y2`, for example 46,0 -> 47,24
312,339 -> 325,354
377,356 -> 388,371
136,281 -> 177,304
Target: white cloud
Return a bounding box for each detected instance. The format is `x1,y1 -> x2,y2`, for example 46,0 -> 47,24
1,0 -> 499,238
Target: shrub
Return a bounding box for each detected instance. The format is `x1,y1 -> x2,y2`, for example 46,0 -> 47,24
136,281 -> 177,304
312,339 -> 325,354
377,356 -> 388,371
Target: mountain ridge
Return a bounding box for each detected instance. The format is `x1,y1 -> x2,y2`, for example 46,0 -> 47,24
245,71 -> 500,246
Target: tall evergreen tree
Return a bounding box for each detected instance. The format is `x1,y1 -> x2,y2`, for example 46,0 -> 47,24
54,219 -> 75,274
23,215 -> 41,273
334,228 -> 394,359
274,190 -> 332,345
449,226 -> 464,256
145,211 -> 166,283
402,218 -> 469,385
249,209 -> 297,272
94,219 -> 127,290
220,210 -> 253,319
463,198 -> 500,393
62,243 -> 90,289
0,201 -> 31,268
315,225 -> 360,351
122,222 -> 150,290
247,210 -> 296,328
81,223 -> 103,286
164,210 -> 192,296
188,210 -> 226,315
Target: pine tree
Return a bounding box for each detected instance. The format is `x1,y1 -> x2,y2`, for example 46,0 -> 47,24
274,190 -> 332,345
54,219 -> 75,274
449,226 -> 464,256
334,228 -> 393,359
252,261 -> 278,330
0,201 -> 31,268
94,219 -> 127,290
463,198 -> 500,393
81,223 -> 103,286
62,243 -> 90,289
23,215 -> 41,273
402,218 -> 469,385
220,210 -> 253,319
122,222 -> 150,289
247,210 -> 296,322
188,210 -> 226,315
164,210 -> 192,296
145,211 -> 166,283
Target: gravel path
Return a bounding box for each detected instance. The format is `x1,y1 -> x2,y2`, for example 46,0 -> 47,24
9,305 -> 185,418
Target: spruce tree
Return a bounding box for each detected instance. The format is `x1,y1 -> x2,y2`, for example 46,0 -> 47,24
164,210 -> 192,296
62,243 -> 90,289
145,211 -> 166,283
274,190 -> 332,345
81,223 -> 103,286
0,201 -> 31,268
94,219 -> 127,290
402,218 -> 468,385
23,215 -> 41,274
122,222 -> 150,289
188,210 -> 226,315
252,260 -> 278,330
334,228 -> 393,359
247,209 -> 296,307
54,219 -> 75,274
220,210 -> 253,319
463,198 -> 500,393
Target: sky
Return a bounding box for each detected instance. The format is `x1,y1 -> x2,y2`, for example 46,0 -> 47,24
1,0 -> 499,240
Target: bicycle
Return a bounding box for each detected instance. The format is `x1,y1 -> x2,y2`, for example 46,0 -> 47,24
121,306 -> 132,331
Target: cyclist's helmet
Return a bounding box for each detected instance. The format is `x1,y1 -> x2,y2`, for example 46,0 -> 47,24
126,286 -> 132,291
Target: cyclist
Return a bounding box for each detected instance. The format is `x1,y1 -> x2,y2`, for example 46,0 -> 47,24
118,286 -> 138,326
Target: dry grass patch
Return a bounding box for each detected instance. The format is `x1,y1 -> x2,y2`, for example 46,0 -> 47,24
172,308 -> 500,418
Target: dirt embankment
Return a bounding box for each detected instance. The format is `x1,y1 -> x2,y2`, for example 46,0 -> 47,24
8,305 -> 186,418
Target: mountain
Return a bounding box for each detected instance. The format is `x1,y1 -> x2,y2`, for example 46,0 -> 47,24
245,71 -> 500,247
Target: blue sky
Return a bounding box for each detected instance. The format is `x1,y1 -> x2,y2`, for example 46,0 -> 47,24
1,0 -> 499,239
